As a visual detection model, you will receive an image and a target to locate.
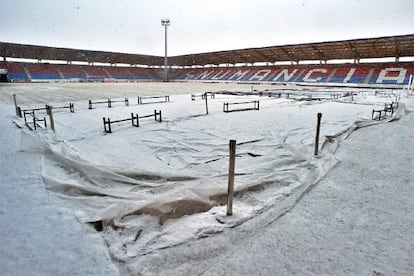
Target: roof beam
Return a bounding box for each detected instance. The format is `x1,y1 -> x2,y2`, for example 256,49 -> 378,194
280,47 -> 299,63
347,42 -> 361,61
311,45 -> 326,61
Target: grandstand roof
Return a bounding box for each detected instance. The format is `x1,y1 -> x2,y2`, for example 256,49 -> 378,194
1,34 -> 413,66
169,34 -> 414,66
0,43 -> 164,66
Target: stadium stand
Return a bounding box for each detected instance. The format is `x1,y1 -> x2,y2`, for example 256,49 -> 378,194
81,65 -> 110,81
1,34 -> 413,84
58,64 -> 87,80
27,63 -> 61,81
128,67 -> 162,81
295,65 -> 334,83
105,66 -> 134,80
0,62 -> 28,81
145,68 -> 163,81
173,63 -> 413,85
1,62 -> 413,85
368,63 -> 414,85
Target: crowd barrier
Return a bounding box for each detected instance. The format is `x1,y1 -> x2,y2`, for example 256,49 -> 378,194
191,92 -> 215,100
372,102 -> 399,120
138,95 -> 170,104
223,100 -> 260,112
89,98 -> 129,109
22,109 -> 47,130
103,110 -> 162,133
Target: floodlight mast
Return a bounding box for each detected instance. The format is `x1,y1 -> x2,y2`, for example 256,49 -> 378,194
161,18 -> 170,82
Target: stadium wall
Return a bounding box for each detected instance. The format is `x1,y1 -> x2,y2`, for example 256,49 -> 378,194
1,61 -> 413,86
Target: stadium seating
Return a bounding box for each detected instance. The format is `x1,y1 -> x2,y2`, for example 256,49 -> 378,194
129,67 -> 162,81
330,65 -> 372,84
144,68 -> 163,81
0,62 -> 28,81
294,65 -> 334,83
27,63 -> 61,80
105,66 -> 133,80
1,61 -> 413,85
58,64 -> 87,80
176,63 -> 413,85
82,66 -> 109,81
368,63 -> 414,85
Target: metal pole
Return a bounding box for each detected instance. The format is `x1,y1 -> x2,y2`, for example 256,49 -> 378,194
161,19 -> 170,82
406,75 -> 412,97
13,94 -> 19,116
164,24 -> 168,82
205,93 -> 209,114
314,113 -> 322,156
48,105 -> 55,132
227,140 -> 237,216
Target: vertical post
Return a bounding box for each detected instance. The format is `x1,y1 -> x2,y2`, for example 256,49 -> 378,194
164,22 -> 168,82
205,92 -> 209,114
314,113 -> 322,156
227,140 -> 237,216
161,19 -> 170,82
108,98 -> 111,108
88,100 -> 92,109
132,113 -> 139,127
48,105 -> 55,132
13,94 -> 19,116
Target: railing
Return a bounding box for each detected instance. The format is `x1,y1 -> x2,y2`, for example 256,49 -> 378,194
103,110 -> 162,133
138,95 -> 170,104
191,92 -> 215,101
89,98 -> 129,109
223,100 -> 260,113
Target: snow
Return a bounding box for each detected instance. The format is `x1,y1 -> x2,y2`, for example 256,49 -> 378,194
1,82 -> 413,275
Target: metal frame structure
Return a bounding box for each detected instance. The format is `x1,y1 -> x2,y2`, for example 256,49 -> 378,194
1,34 -> 413,67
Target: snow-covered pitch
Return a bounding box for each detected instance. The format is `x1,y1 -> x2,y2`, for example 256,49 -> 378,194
1,82 -> 413,275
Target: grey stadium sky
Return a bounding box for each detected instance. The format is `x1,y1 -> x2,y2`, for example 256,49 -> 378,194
0,0 -> 413,57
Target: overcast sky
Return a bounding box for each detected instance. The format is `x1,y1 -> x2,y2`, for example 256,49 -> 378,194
0,0 -> 413,56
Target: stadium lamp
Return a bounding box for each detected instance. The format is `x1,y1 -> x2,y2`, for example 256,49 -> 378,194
161,18 -> 170,82
161,19 -> 170,26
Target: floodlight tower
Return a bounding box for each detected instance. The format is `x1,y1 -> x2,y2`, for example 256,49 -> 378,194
161,18 -> 170,82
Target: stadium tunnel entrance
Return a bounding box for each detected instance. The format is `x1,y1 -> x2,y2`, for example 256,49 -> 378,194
0,69 -> 10,82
